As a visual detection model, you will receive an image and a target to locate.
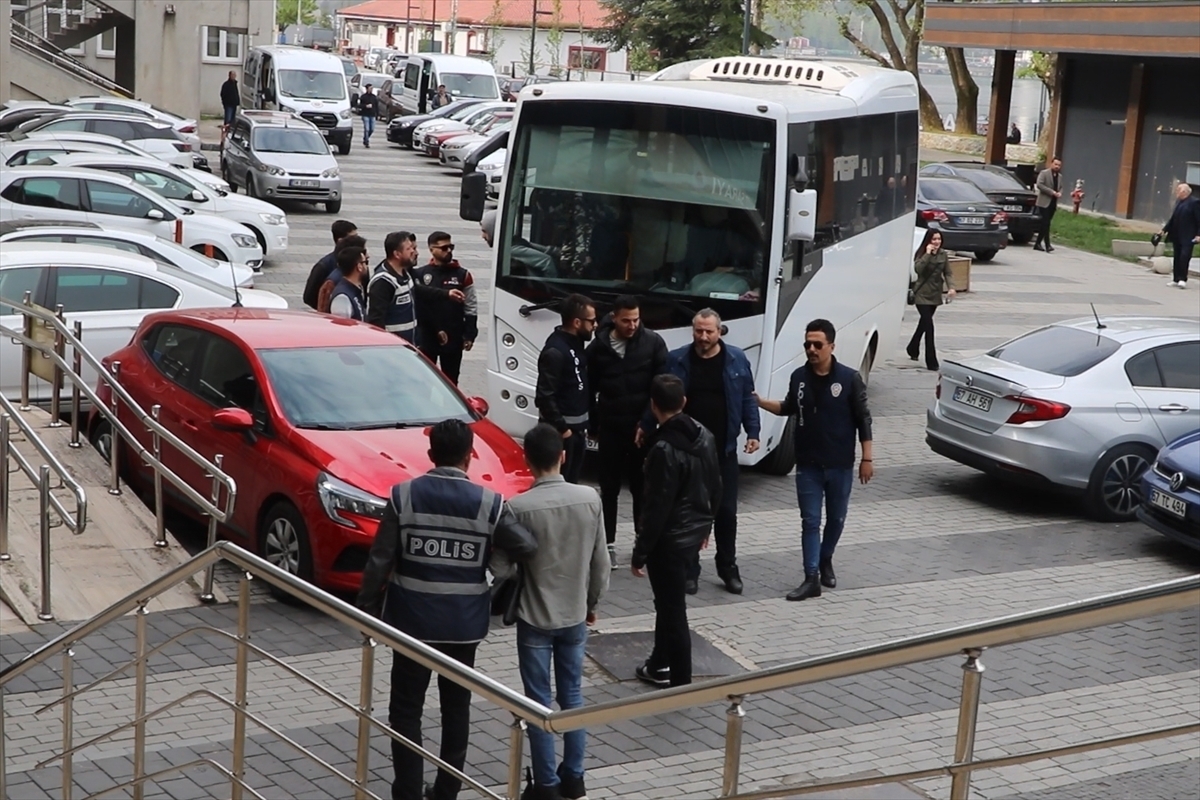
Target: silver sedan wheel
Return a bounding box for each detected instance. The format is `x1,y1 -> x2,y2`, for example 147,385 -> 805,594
1100,453 -> 1150,517
264,516 -> 301,575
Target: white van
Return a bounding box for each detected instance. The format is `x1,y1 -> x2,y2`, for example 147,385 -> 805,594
397,54 -> 500,116
242,46 -> 354,154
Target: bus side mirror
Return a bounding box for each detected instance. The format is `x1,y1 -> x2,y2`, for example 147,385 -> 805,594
460,172 -> 487,222
787,189 -> 817,242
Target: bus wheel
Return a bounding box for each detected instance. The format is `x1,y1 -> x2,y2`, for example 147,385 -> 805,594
757,417 -> 796,476
859,344 -> 875,387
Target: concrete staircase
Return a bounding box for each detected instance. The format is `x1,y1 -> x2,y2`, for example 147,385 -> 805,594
0,404 -> 221,627
12,0 -> 127,52
6,0 -> 135,102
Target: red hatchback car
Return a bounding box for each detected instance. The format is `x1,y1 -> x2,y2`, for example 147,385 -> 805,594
89,308 -> 531,592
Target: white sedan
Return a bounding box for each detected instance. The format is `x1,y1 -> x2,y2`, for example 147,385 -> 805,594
14,131 -> 225,189
65,96 -> 201,148
45,153 -> 289,259
0,166 -> 264,271
0,244 -> 286,402
0,221 -> 256,288
478,147 -> 506,198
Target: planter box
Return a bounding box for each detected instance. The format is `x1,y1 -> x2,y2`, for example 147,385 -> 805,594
1112,239 -> 1162,257
948,256 -> 971,293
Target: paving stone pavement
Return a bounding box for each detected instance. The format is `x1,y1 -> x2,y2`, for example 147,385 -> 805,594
2,119 -> 1199,800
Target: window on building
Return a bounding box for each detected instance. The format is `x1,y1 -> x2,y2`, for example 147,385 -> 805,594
568,46 -> 606,71
203,26 -> 244,63
96,27 -> 116,58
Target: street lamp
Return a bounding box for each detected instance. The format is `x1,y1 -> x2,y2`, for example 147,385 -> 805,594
529,0 -> 552,77
741,0 -> 752,55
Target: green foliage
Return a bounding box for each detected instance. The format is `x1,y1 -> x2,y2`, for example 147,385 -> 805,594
1051,211 -> 1150,261
598,0 -> 776,68
545,0 -> 566,74
1017,51 -> 1055,87
276,0 -> 319,30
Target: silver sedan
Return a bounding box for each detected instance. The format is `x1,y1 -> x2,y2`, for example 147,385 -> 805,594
926,316 -> 1200,520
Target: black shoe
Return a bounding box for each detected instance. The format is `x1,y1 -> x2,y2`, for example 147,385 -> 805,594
636,663 -> 670,687
719,565 -> 743,595
786,574 -> 822,601
819,559 -> 837,589
926,361 -> 939,372
423,785 -> 434,800
521,783 -> 561,800
557,765 -> 588,800
684,578 -> 699,595
1045,245 -> 1055,253
1033,243 -> 1046,252
906,347 -> 919,361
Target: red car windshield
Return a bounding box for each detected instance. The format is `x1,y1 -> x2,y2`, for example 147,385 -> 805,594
258,345 -> 472,430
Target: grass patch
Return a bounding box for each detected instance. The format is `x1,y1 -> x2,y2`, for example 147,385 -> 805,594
1049,211 -> 1161,260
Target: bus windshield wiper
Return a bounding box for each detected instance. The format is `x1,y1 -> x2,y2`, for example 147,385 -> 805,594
519,297 -> 562,317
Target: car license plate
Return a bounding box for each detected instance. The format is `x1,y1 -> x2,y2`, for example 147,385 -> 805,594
290,179 -> 319,188
1003,205 -> 1023,212
952,386 -> 993,412
1150,488 -> 1187,519
958,216 -> 984,226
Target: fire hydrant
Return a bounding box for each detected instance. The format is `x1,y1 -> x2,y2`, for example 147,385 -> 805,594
1071,179 -> 1085,214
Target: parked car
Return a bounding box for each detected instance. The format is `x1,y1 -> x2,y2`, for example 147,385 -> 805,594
221,111 -> 343,214
0,221 -> 256,288
926,316 -> 1200,521
439,120 -> 511,171
42,153 -> 289,259
0,166 -> 265,270
477,147 -> 506,199
376,77 -> 408,123
0,244 -> 285,402
416,103 -> 513,156
349,72 -> 390,110
10,112 -> 199,167
500,74 -> 562,102
921,162 -> 1038,244
385,98 -> 485,147
0,103 -> 71,134
915,176 -> 1008,262
64,96 -> 201,148
1137,430 -> 1200,549
88,309 -> 532,593
10,130 -> 218,178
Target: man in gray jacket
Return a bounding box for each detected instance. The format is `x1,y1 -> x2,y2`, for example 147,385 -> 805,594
500,423 -> 610,800
1033,156 -> 1063,253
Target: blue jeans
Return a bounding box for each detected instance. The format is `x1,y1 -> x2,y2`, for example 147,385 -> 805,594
223,105 -> 237,126
362,114 -> 376,143
795,465 -> 854,576
517,620 -> 588,786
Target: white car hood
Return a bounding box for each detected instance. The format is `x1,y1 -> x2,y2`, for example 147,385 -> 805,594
235,288 -> 289,309
444,134 -> 487,152
185,168 -> 229,191
213,192 -> 287,220
262,153 -> 338,175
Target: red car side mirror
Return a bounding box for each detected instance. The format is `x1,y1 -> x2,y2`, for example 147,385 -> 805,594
467,396 -> 489,417
211,407 -> 254,431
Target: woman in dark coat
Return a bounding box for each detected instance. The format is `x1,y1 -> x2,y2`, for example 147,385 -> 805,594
907,229 -> 956,370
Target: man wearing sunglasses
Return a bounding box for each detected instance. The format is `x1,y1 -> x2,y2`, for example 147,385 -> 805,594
756,319 -> 874,602
414,231 -> 477,385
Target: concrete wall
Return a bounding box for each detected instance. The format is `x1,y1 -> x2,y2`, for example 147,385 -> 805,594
1133,57 -> 1200,223
1,0 -> 11,104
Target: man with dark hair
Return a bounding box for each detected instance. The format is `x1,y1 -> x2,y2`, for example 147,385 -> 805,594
643,309 -> 759,595
316,234 -> 368,314
367,231 -> 421,341
359,83 -> 380,147
632,374 -> 721,688
1033,156 -> 1064,253
358,420 -> 538,800
414,231 -> 477,385
536,294 -> 598,483
498,423 -> 609,800
329,245 -> 368,321
303,220 -> 357,308
756,318 -> 874,601
587,294 -> 668,568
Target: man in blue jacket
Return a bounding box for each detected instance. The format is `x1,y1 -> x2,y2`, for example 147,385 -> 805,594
756,319 -> 874,601
641,309 -> 759,595
1162,183 -> 1200,289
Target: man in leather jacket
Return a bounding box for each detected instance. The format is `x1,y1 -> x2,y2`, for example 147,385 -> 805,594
631,375 -> 722,688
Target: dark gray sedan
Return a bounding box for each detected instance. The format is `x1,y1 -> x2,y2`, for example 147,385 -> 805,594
916,176 -> 1008,262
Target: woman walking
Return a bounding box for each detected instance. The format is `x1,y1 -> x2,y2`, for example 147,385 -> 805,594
907,230 -> 956,370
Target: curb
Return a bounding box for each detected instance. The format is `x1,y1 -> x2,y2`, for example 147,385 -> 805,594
200,142 -> 221,152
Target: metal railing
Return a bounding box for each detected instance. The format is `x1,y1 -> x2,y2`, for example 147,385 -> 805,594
0,293 -> 236,608
1,540 -> 1196,800
10,18 -> 135,100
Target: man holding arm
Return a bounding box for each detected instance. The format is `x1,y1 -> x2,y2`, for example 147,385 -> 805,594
756,319 -> 873,601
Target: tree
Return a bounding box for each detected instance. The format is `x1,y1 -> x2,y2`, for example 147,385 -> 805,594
545,0 -> 566,75
1018,51 -> 1058,156
944,46 -> 979,134
598,0 -> 775,69
484,0 -> 506,65
276,0 -> 318,32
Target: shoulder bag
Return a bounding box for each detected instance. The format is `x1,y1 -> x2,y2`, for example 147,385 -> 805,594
490,564 -> 524,627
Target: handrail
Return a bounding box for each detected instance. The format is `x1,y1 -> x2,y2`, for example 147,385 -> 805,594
0,394 -> 87,537
10,19 -> 136,99
1,541 -> 1196,800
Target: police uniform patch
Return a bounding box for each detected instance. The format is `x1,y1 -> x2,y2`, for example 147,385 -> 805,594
831,382 -> 842,398
423,273 -> 433,284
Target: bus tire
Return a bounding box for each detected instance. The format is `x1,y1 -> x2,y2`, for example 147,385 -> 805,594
859,344 -> 875,387
757,417 -> 796,476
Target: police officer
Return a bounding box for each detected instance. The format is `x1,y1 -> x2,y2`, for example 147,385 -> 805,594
358,420 -> 538,800
535,294 -> 597,484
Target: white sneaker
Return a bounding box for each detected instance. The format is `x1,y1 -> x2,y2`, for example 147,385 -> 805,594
1177,281 -> 1189,289
1167,280 -> 1179,287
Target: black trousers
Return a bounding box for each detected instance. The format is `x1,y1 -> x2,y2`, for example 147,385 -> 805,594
562,428 -> 587,484
646,542 -> 701,686
688,449 -> 740,580
1172,239 -> 1195,283
907,304 -> 939,368
389,641 -> 478,800
419,339 -> 465,385
596,426 -> 645,544
1034,202 -> 1057,248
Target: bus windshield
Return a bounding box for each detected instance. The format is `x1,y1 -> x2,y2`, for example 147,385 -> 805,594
496,100 -> 774,325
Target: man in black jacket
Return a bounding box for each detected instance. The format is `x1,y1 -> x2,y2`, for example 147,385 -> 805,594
359,83 -> 380,147
358,420 -> 538,800
220,70 -> 239,127
586,295 -> 667,567
631,375 -> 722,688
303,219 -> 357,309
535,294 -> 597,484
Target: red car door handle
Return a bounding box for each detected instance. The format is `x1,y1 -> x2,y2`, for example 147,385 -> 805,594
181,418 -> 200,431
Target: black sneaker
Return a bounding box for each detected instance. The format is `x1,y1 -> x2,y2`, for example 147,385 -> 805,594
684,578 -> 699,595
557,765 -> 588,800
520,782 -> 561,800
635,663 -> 670,687
608,545 -> 618,570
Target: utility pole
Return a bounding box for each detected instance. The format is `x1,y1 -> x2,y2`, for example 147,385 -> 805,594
529,0 -> 538,76
741,0 -> 752,55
